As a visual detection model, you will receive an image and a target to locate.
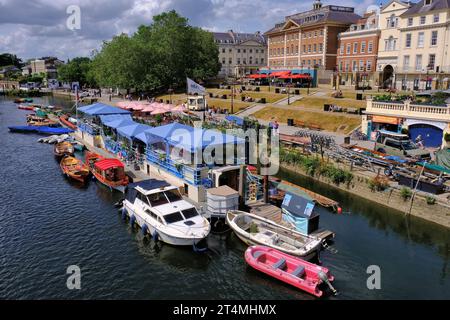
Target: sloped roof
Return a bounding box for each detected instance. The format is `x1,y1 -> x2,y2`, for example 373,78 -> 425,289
401,0 -> 450,16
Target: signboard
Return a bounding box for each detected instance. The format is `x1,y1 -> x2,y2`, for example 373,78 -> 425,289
372,116 -> 399,125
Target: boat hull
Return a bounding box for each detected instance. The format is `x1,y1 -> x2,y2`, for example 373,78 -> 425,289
245,246 -> 334,297
123,203 -> 209,246
226,211 -> 321,260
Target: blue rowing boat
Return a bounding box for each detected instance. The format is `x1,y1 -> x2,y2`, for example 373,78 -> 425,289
8,126 -> 74,135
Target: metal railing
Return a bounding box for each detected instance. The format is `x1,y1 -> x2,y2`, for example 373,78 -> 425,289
146,149 -> 207,186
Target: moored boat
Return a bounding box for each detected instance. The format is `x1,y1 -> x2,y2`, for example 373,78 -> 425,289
245,246 -> 336,297
60,156 -> 90,183
122,179 -> 211,246
226,211 -> 322,260
59,115 -> 77,130
54,141 -> 75,158
85,152 -> 129,192
26,114 -> 59,127
18,104 -> 36,111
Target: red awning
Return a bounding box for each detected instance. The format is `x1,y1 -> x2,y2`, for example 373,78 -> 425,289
270,71 -> 291,77
95,158 -> 125,171
248,74 -> 268,79
278,74 -> 311,80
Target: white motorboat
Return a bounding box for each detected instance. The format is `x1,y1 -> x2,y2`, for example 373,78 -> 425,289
226,210 -> 322,260
122,179 -> 211,246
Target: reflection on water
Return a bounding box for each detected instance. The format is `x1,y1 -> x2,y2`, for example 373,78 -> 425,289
0,96 -> 449,299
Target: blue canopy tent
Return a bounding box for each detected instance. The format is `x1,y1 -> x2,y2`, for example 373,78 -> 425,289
78,103 -> 131,116
100,114 -> 133,124
116,123 -> 152,141
102,117 -> 135,129
167,127 -> 245,153
281,192 -> 319,235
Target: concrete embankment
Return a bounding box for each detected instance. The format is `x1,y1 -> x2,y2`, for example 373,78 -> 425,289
281,162 -> 450,229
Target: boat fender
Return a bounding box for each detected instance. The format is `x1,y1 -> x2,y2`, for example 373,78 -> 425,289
152,231 -> 159,242
142,224 -> 148,236
130,215 -> 136,227
121,208 -> 127,220
337,207 -> 342,215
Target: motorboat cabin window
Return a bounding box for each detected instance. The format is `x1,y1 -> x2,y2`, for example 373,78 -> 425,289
148,191 -> 169,206
164,189 -> 182,202
137,192 -> 150,206
145,209 -> 157,220
163,212 -> 184,224
181,208 -> 199,219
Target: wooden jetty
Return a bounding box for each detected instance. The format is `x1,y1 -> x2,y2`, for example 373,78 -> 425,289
247,201 -> 335,242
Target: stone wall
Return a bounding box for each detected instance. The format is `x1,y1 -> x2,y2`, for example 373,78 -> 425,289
282,162 -> 450,228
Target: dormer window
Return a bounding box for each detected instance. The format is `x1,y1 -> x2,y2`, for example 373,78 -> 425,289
425,0 -> 432,5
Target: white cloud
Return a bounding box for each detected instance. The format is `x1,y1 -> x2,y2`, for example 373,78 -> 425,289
0,0 -> 379,59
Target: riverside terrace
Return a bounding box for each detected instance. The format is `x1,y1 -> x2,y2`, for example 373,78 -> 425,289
76,103 -> 246,202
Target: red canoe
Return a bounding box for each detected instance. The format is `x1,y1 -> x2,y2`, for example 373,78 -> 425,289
18,104 -> 36,111
245,246 -> 335,297
60,115 -> 77,130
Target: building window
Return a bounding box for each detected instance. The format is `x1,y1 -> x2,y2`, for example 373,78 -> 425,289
222,59 -> 226,64
368,41 -> 373,53
346,44 -> 351,54
352,61 -> 357,71
405,33 -> 412,48
237,58 -> 241,64
431,31 -> 438,46
353,42 -> 358,53
318,59 -> 322,66
339,61 -> 343,71
407,17 -> 413,26
388,14 -> 397,28
367,60 -> 372,71
361,41 -> 366,53
313,44 -> 317,52
295,46 -> 298,54
303,45 -> 306,53
243,49 -> 246,53
229,59 -> 232,64
433,13 -> 439,23
319,43 -> 323,53
415,55 -> 422,71
249,49 -> 253,53
340,44 -> 344,55
222,48 -> 225,53
287,47 -> 290,54
238,49 -> 241,53
345,61 -> 350,71
313,59 -> 316,66
428,54 -> 436,70
308,45 -> 311,53
281,48 -> 284,54
418,32 -> 424,48
261,58 -> 264,64
385,36 -> 396,51
403,55 -> 410,71
359,60 -> 364,71
307,59 -> 311,65
420,16 -> 426,24
314,31 -> 317,37
302,60 -> 306,65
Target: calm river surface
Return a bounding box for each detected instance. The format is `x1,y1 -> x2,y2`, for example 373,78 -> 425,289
0,96 -> 449,299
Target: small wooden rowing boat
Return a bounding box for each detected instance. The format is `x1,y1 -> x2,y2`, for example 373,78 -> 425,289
85,152 -> 129,192
226,211 -> 322,260
54,141 -> 74,158
60,156 -> 90,183
27,114 -> 59,127
245,246 -> 335,297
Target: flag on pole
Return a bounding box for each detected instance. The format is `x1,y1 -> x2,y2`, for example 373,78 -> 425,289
187,78 -> 206,95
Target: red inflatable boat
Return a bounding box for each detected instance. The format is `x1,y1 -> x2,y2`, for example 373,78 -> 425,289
245,246 -> 336,297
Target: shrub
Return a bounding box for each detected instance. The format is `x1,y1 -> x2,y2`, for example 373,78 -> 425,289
368,176 -> 390,191
400,187 -> 412,201
426,196 -> 436,205
444,133 -> 450,142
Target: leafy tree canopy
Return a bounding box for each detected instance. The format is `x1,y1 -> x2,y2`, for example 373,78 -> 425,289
57,57 -> 96,87
0,53 -> 23,68
91,10 -> 220,93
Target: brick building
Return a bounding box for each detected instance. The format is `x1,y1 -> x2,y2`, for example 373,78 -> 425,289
336,11 -> 380,89
264,0 -> 360,83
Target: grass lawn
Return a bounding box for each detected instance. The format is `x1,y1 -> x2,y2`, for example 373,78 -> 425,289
207,90 -> 285,103
207,98 -> 252,112
291,96 -> 367,109
252,107 -> 361,133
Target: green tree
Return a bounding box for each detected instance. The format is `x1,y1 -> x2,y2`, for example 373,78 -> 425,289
58,57 -> 96,87
90,10 -> 220,93
0,53 -> 23,68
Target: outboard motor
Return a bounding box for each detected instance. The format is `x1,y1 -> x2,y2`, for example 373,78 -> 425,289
318,270 -> 337,295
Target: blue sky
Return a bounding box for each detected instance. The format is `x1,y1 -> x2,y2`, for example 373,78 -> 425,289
0,0 -> 381,61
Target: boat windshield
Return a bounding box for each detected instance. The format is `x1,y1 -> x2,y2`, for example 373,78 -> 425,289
163,212 -> 184,224
401,140 -> 417,150
164,189 -> 182,202
147,191 -> 169,206
181,208 -> 199,219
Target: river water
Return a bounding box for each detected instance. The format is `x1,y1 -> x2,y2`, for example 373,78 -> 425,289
0,96 -> 448,299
